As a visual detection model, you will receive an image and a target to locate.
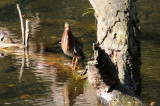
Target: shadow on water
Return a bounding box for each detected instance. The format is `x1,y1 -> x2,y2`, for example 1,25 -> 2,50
0,0 -> 159,106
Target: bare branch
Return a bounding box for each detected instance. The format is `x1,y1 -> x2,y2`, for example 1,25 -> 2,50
17,4 -> 25,45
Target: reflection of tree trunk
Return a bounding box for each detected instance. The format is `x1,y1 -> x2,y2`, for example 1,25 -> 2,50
87,0 -> 143,105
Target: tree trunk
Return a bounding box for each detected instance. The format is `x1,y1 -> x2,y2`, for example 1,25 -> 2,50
87,0 -> 143,105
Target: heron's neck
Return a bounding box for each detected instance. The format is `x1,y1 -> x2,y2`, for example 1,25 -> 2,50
65,29 -> 73,38
64,29 -> 74,50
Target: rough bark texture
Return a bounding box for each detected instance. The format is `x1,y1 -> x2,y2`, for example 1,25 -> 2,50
87,0 -> 143,105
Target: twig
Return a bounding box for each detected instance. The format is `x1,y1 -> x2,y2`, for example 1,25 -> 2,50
25,19 -> 30,48
17,4 -> 25,45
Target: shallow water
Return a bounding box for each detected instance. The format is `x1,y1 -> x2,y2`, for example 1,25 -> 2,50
0,0 -> 159,106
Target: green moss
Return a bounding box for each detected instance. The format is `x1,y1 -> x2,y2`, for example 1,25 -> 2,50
111,93 -> 144,106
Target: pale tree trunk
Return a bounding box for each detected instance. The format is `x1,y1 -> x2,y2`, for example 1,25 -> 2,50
87,0 -> 143,105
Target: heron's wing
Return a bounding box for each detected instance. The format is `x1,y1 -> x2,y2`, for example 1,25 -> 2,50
75,37 -> 83,48
74,37 -> 85,59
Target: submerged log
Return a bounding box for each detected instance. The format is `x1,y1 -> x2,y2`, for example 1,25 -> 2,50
87,0 -> 143,105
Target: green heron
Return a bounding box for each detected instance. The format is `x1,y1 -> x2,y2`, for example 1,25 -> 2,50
61,22 -> 85,70
0,31 -> 14,45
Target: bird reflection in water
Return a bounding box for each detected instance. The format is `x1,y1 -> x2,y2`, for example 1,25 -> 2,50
62,77 -> 86,106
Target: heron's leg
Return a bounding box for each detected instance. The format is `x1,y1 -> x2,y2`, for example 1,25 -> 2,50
72,57 -> 75,68
74,58 -> 78,70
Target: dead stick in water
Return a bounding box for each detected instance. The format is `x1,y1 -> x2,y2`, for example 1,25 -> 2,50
17,4 -> 25,45
25,19 -> 30,48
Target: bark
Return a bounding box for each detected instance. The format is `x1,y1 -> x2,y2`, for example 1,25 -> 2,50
87,0 -> 143,105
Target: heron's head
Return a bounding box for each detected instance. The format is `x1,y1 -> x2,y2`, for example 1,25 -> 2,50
64,22 -> 70,31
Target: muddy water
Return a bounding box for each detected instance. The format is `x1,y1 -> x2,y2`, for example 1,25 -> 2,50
0,0 -> 159,106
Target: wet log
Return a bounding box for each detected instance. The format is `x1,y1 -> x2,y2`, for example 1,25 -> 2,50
87,0 -> 143,105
